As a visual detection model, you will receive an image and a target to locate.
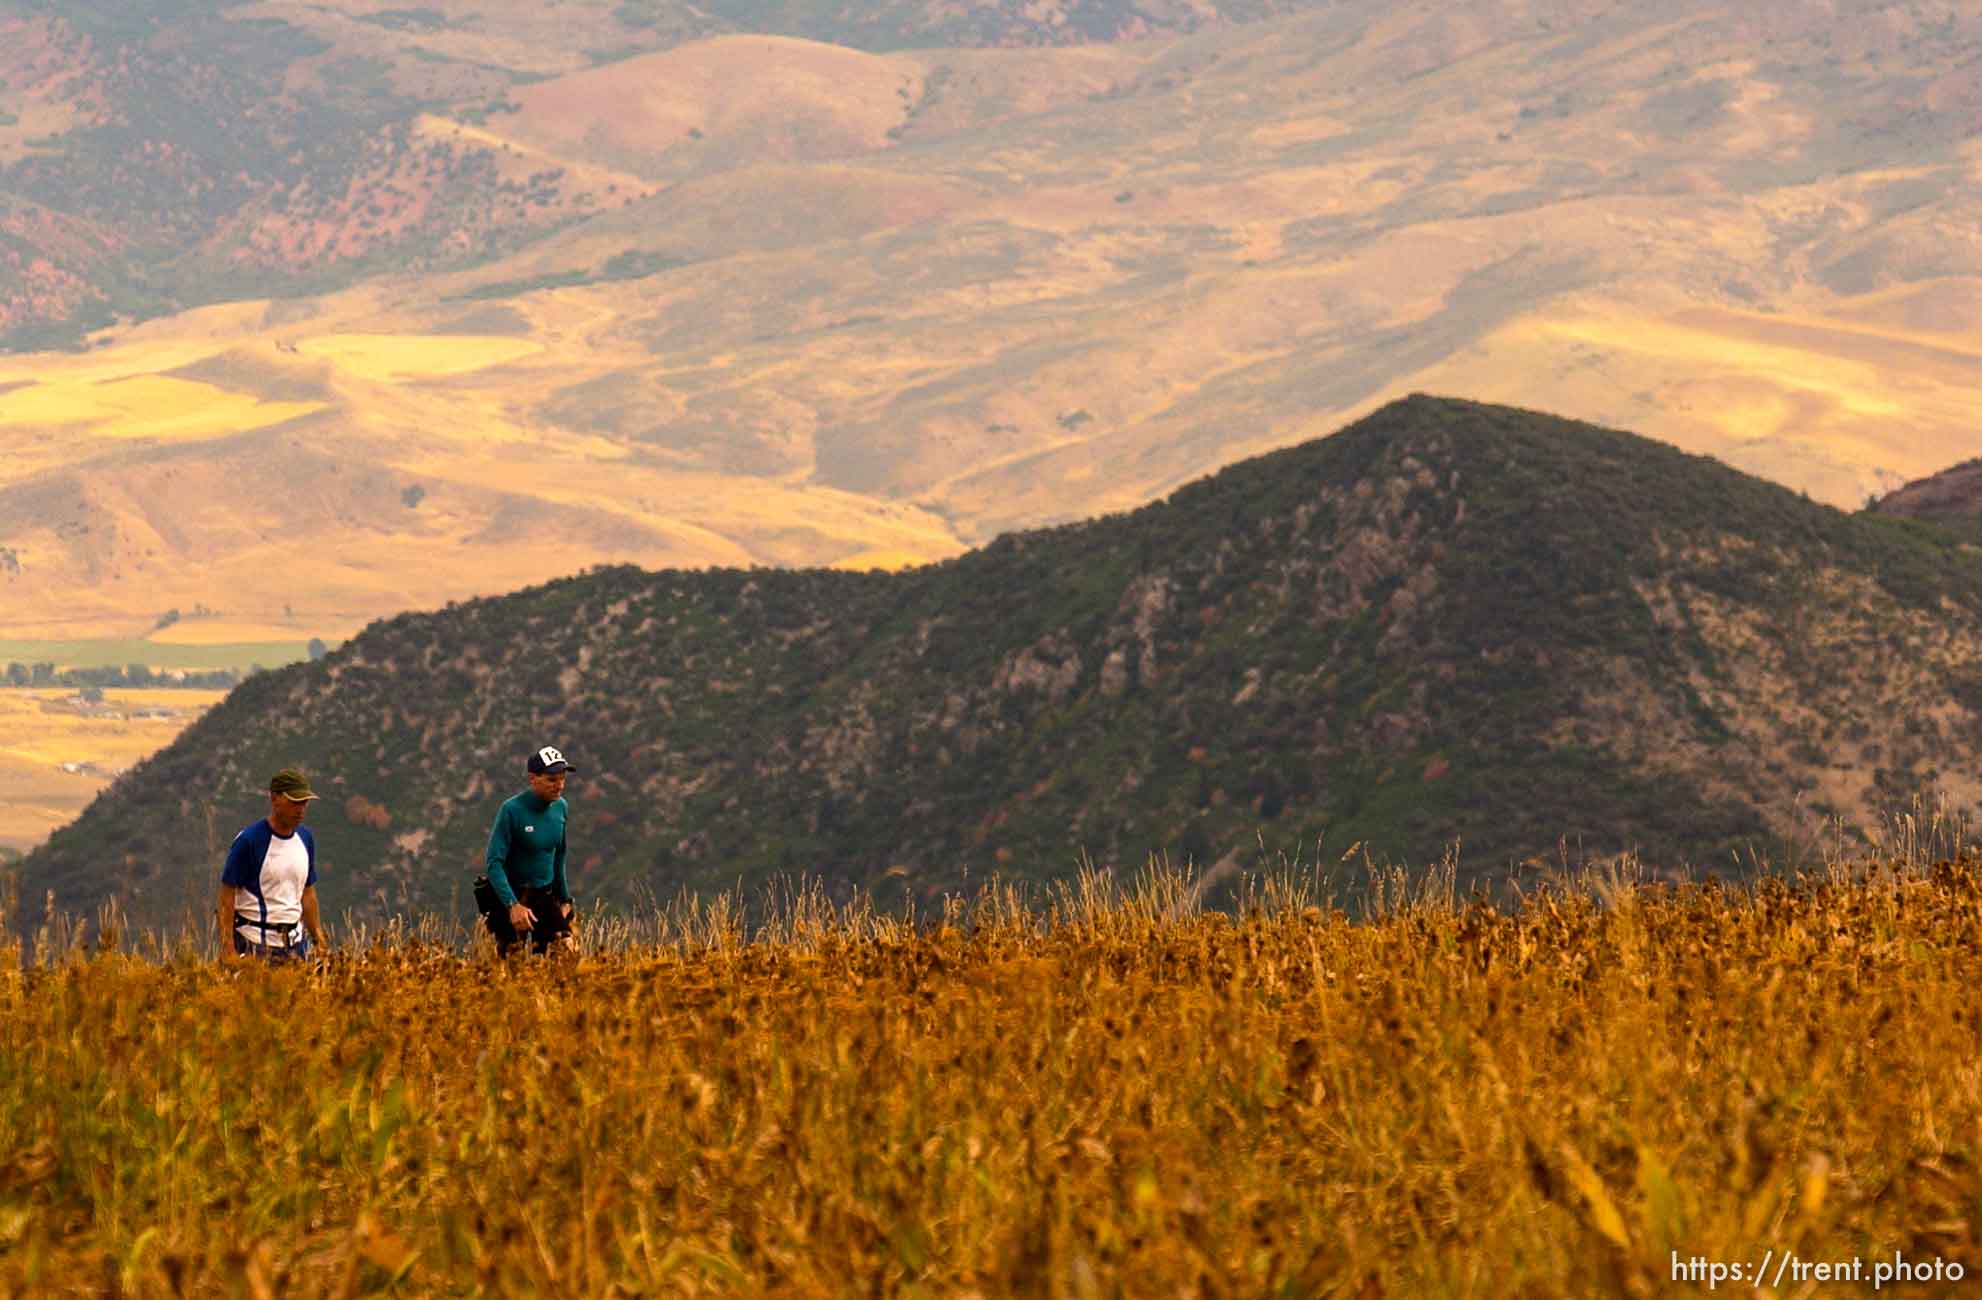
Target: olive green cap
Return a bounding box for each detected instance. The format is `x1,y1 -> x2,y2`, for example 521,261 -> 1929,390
269,768 -> 318,802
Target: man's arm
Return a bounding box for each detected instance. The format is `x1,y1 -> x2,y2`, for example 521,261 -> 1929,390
552,826 -> 571,916
485,804 -> 518,905
300,884 -> 327,949
217,827 -> 260,962
216,883 -> 240,961
486,803 -> 535,930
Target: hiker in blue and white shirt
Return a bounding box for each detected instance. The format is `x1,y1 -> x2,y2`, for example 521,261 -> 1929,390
217,767 -> 330,962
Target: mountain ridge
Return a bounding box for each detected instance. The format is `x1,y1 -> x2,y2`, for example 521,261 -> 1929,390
19,395 -> 1982,936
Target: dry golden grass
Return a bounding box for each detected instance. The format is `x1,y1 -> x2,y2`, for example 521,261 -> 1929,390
3,860 -> 1980,1295
503,37 -> 919,176
290,334 -> 542,382
0,373 -> 314,440
410,115 -> 657,199
0,366 -> 320,486
0,689 -> 226,851
144,622 -> 310,647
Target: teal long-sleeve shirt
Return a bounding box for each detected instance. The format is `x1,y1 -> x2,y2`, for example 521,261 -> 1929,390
484,791 -> 570,908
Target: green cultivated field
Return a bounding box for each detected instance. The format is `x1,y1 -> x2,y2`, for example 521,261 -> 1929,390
3,861 -> 1981,1295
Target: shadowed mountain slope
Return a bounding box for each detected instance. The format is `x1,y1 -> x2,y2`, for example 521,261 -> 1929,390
19,396 -> 1982,934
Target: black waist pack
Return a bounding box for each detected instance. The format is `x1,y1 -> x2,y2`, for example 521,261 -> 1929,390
472,875 -> 501,918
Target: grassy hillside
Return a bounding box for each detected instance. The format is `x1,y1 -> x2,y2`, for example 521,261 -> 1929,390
18,396 -> 1982,935
4,860 -> 1981,1292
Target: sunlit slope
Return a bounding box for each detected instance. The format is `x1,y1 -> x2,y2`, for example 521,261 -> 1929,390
8,2 -> 1982,636
0,299 -> 963,637
491,35 -> 1153,180
341,2 -> 1982,529
500,37 -> 922,178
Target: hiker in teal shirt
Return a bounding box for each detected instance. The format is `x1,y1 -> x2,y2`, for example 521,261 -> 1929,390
480,745 -> 578,956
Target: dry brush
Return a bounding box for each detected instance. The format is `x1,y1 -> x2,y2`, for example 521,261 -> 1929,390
2,862 -> 1980,1296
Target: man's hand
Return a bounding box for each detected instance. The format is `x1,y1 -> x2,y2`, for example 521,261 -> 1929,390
508,901 -> 537,931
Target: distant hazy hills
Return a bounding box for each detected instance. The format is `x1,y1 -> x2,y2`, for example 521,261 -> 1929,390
7,0 -> 1982,640
0,0 -> 1327,347
21,396 -> 1982,935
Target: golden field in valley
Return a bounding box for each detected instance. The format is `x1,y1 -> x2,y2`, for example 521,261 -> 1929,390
3,861 -> 1980,1295
0,689 -> 228,852
0,299 -> 965,641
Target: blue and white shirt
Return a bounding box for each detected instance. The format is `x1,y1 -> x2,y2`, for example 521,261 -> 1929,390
222,820 -> 317,942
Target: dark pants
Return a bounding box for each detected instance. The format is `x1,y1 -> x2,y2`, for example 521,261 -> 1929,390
234,926 -> 311,963
481,882 -> 573,956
